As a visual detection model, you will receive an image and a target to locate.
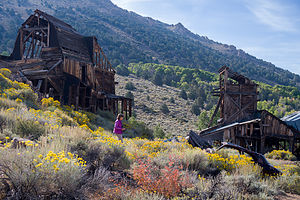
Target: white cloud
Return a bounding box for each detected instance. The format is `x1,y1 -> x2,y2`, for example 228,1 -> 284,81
245,0 -> 296,32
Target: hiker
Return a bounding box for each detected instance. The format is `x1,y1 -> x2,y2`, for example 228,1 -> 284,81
113,113 -> 126,143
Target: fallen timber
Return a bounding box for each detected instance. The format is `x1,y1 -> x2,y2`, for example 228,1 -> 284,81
187,132 -> 281,175
217,142 -> 281,176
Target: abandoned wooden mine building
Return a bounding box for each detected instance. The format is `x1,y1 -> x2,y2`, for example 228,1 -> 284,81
0,9 -> 132,118
199,66 -> 300,156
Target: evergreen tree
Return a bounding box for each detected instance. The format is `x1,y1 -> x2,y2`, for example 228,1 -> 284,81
153,71 -> 163,86
191,104 -> 200,116
125,82 -> 136,90
179,90 -> 187,100
160,103 -> 170,114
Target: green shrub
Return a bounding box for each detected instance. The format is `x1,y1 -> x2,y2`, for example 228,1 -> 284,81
179,89 -> 187,100
276,174 -> 300,194
0,73 -> 13,90
0,68 -> 11,78
116,64 -> 130,76
154,124 -> 165,139
265,150 -> 297,161
170,97 -> 175,103
125,81 -> 136,90
0,150 -> 84,199
191,104 -> 200,115
0,97 -> 25,109
160,103 -> 169,114
125,91 -> 134,99
127,117 -> 154,139
4,88 -> 38,108
13,119 -> 46,140
97,110 -> 115,121
153,71 -> 163,86
85,142 -> 130,173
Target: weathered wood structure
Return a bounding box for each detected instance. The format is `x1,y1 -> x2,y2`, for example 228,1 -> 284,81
0,10 -> 132,118
199,66 -> 300,157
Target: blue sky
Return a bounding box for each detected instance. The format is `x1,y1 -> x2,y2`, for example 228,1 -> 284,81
111,0 -> 300,76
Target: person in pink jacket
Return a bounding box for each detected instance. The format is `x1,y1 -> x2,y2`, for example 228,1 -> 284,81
113,113 -> 126,143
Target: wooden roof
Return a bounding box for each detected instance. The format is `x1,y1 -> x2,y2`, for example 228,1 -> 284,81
219,66 -> 257,85
10,9 -> 96,63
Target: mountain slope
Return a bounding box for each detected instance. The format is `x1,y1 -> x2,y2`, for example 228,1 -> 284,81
0,0 -> 299,87
116,74 -> 198,136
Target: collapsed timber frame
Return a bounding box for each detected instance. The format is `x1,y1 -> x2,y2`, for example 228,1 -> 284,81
0,9 -> 132,119
199,66 -> 300,157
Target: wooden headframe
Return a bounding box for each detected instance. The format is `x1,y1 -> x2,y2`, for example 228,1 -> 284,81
209,66 -> 258,126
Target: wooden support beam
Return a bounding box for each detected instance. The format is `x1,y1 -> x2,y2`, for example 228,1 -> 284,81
23,31 -> 34,44
68,86 -> 72,105
116,100 -> 119,114
31,34 -> 38,58
125,100 -> 128,120
20,30 -> 24,59
121,100 -> 124,114
44,78 -> 48,94
129,100 -> 132,117
48,59 -> 63,74
224,98 -> 257,124
208,95 -> 222,127
289,137 -> 295,153
228,95 -> 241,110
36,79 -> 43,91
25,37 -> 34,59
23,27 -> 48,32
48,77 -> 62,93
75,84 -> 79,110
60,79 -> 65,103
47,22 -> 50,47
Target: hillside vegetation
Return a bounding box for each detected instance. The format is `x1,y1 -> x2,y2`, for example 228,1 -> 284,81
116,74 -> 199,136
0,68 -> 300,199
116,63 -> 300,126
0,0 -> 300,87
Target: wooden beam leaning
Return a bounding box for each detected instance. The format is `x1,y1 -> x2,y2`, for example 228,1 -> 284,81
208,95 -> 222,127
48,77 -> 62,93
47,22 -> 50,47
48,59 -> 63,74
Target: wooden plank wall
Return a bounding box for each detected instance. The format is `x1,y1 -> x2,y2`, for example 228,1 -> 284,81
63,58 -> 95,87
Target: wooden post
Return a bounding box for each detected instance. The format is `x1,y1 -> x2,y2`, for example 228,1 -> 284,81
75,84 -> 79,110
124,100 -> 128,120
121,99 -> 124,114
289,137 -> 294,153
20,30 -> 24,59
44,78 -> 48,94
68,86 -> 72,106
116,100 -> 119,114
106,98 -> 109,111
129,100 -> 132,117
250,124 -> 253,136
83,87 -> 86,109
260,136 -> 265,154
102,98 -> 105,110
47,22 -> 50,47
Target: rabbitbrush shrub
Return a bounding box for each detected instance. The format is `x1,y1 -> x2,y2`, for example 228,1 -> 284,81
13,119 -> 46,140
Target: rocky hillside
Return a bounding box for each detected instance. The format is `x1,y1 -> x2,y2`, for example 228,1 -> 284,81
0,0 -> 299,87
116,74 -> 198,136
